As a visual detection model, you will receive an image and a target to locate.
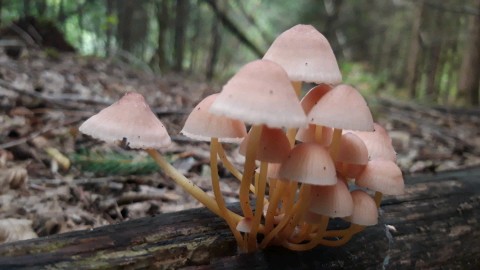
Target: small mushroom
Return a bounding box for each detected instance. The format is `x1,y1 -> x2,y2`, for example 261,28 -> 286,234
79,92 -> 233,220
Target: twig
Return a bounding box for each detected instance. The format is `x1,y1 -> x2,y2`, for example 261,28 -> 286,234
0,118 -> 82,149
0,79 -> 188,116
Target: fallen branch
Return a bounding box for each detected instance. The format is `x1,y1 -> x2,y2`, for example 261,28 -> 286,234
0,167 -> 479,269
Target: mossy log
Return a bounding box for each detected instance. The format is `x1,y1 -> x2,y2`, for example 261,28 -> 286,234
0,167 -> 479,269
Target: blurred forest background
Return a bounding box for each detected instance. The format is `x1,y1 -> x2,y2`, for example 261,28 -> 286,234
1,0 -> 479,106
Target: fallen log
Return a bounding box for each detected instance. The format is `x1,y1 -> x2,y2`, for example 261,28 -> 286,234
0,167 -> 479,269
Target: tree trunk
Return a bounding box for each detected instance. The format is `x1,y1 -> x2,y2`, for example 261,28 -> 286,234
173,0 -> 190,72
206,0 -> 222,80
77,3 -> 84,49
22,0 -> 30,16
458,0 -> 480,106
104,0 -> 115,57
116,0 -> 135,52
203,0 -> 263,58
35,0 -> 47,17
0,167 -> 479,269
155,0 -> 170,72
406,0 -> 425,99
57,0 -> 65,23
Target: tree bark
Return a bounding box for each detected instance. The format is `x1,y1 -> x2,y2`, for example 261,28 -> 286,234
206,0 -> 222,80
0,167 -> 479,269
116,0 -> 135,52
458,0 -> 480,106
22,0 -> 30,16
173,0 -> 190,72
406,0 -> 425,99
154,0 -> 170,72
104,0 -> 115,57
203,0 -> 263,58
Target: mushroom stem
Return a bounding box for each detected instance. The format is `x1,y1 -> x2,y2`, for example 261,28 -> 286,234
282,214 -> 329,251
314,124 -> 323,142
278,184 -> 312,242
374,191 -> 383,208
210,138 -> 246,251
329,128 -> 343,160
240,125 -> 263,219
263,180 -> 287,236
323,224 -> 365,238
288,223 -> 312,244
292,81 -> 303,97
286,81 -> 302,145
260,184 -> 311,248
217,143 -> 257,194
247,161 -> 269,251
217,143 -> 243,181
147,149 -> 234,219
320,224 -> 364,247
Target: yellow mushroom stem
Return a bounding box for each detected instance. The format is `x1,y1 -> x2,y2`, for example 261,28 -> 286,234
217,142 -> 257,194
281,181 -> 297,215
374,191 -> 383,208
260,184 -> 311,248
210,138 -> 246,251
263,180 -> 287,236
288,222 -> 312,244
286,81 -> 303,146
319,224 -> 364,246
314,124 -> 323,142
281,214 -> 329,251
217,143 -> 243,181
239,125 -> 263,219
147,149 -> 223,218
247,161 -> 269,251
329,128 -> 343,161
148,148 -> 264,233
323,224 -> 365,238
292,81 -> 303,97
285,223 -> 364,250
278,184 -> 313,242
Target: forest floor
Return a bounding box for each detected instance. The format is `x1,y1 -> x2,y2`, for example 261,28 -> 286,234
1,49 -> 479,243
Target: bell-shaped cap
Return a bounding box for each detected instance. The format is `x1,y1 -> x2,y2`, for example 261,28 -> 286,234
278,142 -> 336,185
263,24 -> 342,84
348,190 -> 378,226
209,59 -> 307,129
300,84 -> 332,114
79,92 -> 171,149
239,126 -> 291,163
356,160 -> 404,195
181,94 -> 247,143
308,84 -> 374,131
296,124 -> 333,145
337,132 -> 369,165
309,179 -> 354,217
350,123 -> 397,161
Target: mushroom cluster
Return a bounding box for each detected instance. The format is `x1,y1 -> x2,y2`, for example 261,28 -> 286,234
79,24 -> 404,253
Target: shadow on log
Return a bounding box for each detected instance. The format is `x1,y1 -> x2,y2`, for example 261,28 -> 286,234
1,167 -> 480,269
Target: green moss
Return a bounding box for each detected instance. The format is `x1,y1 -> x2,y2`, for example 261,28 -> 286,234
72,149 -> 160,176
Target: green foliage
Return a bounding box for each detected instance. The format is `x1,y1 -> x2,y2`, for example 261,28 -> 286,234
0,0 -> 476,105
341,62 -> 389,95
72,149 -> 159,176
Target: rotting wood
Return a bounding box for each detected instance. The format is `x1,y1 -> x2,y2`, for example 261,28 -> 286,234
0,167 -> 479,269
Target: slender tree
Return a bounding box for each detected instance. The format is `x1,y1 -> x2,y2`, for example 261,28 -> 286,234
206,0 -> 221,80
173,0 -> 190,72
406,1 -> 425,98
458,0 -> 480,105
